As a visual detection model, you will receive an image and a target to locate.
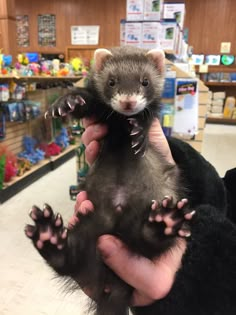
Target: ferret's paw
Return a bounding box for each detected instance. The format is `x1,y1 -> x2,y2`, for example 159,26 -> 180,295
25,204 -> 68,251
45,93 -> 85,118
128,118 -> 147,156
148,196 -> 195,238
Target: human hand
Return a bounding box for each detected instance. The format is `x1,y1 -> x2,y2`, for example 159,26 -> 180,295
81,116 -> 175,165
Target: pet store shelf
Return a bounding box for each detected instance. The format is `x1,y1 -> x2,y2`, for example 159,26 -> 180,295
0,145 -> 76,204
206,117 -> 236,125
204,82 -> 236,87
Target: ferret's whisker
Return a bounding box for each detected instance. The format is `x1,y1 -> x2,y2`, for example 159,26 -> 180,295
106,110 -> 115,120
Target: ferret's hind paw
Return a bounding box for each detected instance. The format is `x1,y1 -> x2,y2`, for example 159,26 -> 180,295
25,204 -> 68,251
45,93 -> 85,118
149,196 -> 195,238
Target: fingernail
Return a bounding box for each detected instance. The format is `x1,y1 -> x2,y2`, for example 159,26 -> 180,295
97,236 -> 122,259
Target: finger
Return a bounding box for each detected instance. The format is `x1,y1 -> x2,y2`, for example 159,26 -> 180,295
82,117 -> 97,128
76,191 -> 88,207
97,235 -> 171,301
78,200 -> 94,215
82,123 -> 108,146
85,140 -> 100,165
149,118 -> 175,165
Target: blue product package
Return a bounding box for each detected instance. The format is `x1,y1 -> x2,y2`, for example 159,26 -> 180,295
160,103 -> 175,137
230,73 -> 236,82
26,52 -> 39,63
3,55 -> 12,66
162,77 -> 176,98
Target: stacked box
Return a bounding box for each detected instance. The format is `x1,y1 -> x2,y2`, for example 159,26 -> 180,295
158,20 -> 178,53
126,0 -> 144,21
143,0 -> 163,21
163,2 -> 186,29
120,21 -> 143,47
207,91 -> 226,117
141,22 -> 161,49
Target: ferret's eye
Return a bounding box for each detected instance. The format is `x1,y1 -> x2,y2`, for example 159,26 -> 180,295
141,78 -> 149,87
108,79 -> 116,87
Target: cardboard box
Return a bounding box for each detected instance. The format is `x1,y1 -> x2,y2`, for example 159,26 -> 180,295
120,21 -> 143,47
126,0 -> 144,21
163,2 -> 185,29
159,20 -> 178,53
141,22 -> 161,49
211,105 -> 223,114
143,0 -> 163,21
213,92 -> 226,100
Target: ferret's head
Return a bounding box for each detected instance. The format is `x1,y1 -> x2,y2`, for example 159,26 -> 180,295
92,46 -> 165,116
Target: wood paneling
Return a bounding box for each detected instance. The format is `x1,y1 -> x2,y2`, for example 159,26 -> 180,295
184,0 -> 236,55
15,0 -> 126,55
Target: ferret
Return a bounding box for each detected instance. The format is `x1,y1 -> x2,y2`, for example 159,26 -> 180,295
25,46 -> 234,315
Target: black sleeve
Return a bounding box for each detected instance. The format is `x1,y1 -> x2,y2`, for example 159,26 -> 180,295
132,204 -> 236,315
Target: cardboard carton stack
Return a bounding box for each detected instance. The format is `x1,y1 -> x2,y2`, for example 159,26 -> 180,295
121,0 -> 186,57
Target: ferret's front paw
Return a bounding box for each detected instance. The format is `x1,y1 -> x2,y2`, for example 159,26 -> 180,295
45,93 -> 85,118
25,204 -> 68,268
149,196 -> 195,238
128,118 -> 147,156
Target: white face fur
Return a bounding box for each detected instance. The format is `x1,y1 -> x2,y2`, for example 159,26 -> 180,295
110,92 -> 147,116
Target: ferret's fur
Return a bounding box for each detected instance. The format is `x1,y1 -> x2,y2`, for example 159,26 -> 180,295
26,46 -> 236,315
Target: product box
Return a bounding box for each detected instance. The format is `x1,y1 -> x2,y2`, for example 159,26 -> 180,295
126,0 -> 144,21
141,22 -> 161,49
163,2 -> 185,29
120,19 -> 126,46
159,20 -> 178,53
143,0 -> 163,21
212,91 -> 226,100
211,105 -> 223,114
120,21 -> 143,47
173,79 -> 199,136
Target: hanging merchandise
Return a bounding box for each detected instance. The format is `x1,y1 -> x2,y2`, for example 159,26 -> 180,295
0,84 -> 9,102
5,102 -> 25,122
23,100 -> 41,119
0,109 -> 6,140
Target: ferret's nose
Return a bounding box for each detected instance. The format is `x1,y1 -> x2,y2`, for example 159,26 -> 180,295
119,100 -> 137,110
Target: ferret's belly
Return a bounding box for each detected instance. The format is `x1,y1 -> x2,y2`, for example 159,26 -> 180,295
85,145 -> 179,218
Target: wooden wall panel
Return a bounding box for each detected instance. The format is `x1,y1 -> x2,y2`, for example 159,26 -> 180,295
184,0 -> 236,55
15,0 -> 236,56
15,0 -> 126,55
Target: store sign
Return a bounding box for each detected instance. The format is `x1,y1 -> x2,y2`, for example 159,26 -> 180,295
71,26 -> 100,45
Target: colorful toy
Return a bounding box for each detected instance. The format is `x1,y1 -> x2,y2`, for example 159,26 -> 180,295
17,157 -> 31,176
0,144 -> 17,183
55,127 -> 69,149
39,142 -> 61,158
18,136 -> 45,164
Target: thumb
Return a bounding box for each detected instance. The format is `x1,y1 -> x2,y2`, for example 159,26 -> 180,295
97,235 -> 159,296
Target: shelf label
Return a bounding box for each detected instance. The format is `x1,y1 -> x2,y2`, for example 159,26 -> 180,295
199,64 -> 208,73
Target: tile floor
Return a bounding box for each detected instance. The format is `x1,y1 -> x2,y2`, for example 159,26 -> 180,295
0,123 -> 235,315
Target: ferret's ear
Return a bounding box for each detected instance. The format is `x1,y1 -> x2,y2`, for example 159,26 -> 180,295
94,49 -> 113,72
146,49 -> 165,75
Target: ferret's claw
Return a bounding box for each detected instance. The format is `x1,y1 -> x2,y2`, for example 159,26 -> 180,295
148,197 -> 194,238
45,93 -> 86,119
25,204 -> 68,252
